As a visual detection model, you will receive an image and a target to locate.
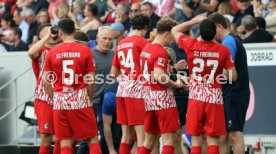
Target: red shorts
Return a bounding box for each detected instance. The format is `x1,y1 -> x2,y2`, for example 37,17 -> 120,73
34,99 -> 54,134
186,99 -> 226,136
116,97 -> 145,125
53,107 -> 98,141
144,107 -> 181,134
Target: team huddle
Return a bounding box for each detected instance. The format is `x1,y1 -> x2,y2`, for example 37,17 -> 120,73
29,12 -> 249,154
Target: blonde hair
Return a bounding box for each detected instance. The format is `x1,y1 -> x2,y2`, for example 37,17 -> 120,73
218,2 -> 235,15
57,3 -> 69,19
37,9 -> 50,24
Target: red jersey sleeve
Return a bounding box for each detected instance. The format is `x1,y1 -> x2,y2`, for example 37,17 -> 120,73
86,48 -> 96,73
112,49 -> 120,67
44,50 -> 52,72
224,47 -> 235,69
178,34 -> 197,52
153,48 -> 168,71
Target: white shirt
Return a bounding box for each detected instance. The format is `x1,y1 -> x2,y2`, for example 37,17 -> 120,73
19,20 -> 29,43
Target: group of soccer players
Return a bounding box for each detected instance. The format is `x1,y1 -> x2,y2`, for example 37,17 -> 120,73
29,11 -> 249,154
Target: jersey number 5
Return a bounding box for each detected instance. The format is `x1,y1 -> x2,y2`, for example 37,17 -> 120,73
63,60 -> 74,85
192,58 -> 218,83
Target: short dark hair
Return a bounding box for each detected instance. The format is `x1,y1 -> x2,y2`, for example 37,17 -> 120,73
58,18 -> 75,35
14,8 -> 22,16
199,19 -> 216,41
74,31 -> 89,42
118,2 -> 130,15
156,17 -> 177,34
131,14 -> 150,30
87,3 -> 98,17
1,13 -> 16,27
142,2 -> 154,9
255,17 -> 266,29
208,12 -> 228,29
37,23 -> 52,37
12,27 -> 22,38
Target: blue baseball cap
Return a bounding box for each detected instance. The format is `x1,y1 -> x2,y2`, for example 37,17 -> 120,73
110,22 -> 125,32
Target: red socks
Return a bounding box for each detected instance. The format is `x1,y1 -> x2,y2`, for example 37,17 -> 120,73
89,143 -> 102,154
162,145 -> 174,154
39,145 -> 51,154
61,146 -> 73,154
54,140 -> 78,154
208,145 -> 219,154
191,146 -> 202,154
119,143 -> 131,154
53,140 -> 60,154
138,146 -> 151,154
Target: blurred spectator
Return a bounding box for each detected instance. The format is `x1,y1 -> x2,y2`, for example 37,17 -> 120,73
72,0 -> 85,23
16,0 -> 33,8
115,2 -> 131,34
21,7 -> 39,45
147,0 -> 175,17
53,2 -> 69,25
0,13 -> 16,44
13,8 -> 29,43
194,0 -> 219,16
233,0 -> 254,27
8,27 -> 29,51
37,8 -> 50,25
78,3 -> 102,33
107,0 -> 130,10
130,3 -> 141,18
255,16 -> 266,29
74,31 -> 90,44
252,0 -> 270,17
48,0 -> 64,23
141,2 -> 160,38
265,0 -> 276,35
110,22 -> 125,50
173,0 -> 199,22
0,0 -> 16,14
94,0 -> 109,17
242,15 -> 273,43
218,2 -> 235,22
17,0 -> 49,14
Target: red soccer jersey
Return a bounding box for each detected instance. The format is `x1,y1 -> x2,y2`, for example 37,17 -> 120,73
178,34 -> 235,104
32,46 -> 52,104
44,42 -> 96,110
112,35 -> 149,98
140,43 -> 176,111
140,43 -> 169,91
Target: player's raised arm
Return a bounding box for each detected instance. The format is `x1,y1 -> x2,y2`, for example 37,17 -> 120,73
171,15 -> 207,44
28,25 -> 52,59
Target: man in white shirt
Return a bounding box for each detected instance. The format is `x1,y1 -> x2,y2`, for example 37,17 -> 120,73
13,8 -> 29,43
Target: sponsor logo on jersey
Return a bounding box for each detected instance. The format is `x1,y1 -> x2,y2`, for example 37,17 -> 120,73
158,58 -> 165,66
